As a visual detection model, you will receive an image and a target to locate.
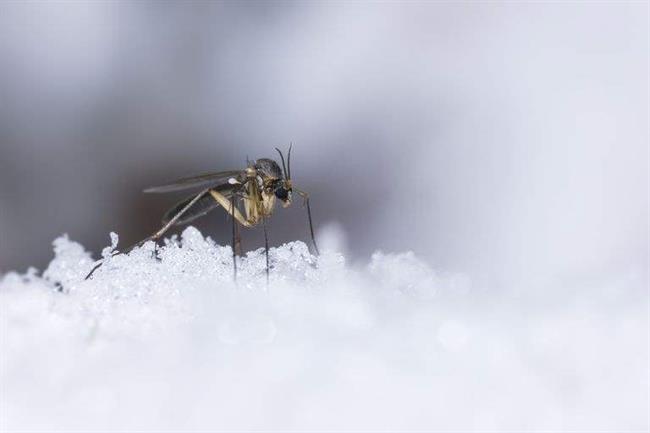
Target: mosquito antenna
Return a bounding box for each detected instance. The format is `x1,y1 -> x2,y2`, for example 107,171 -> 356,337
287,143 -> 292,179
275,147 -> 288,179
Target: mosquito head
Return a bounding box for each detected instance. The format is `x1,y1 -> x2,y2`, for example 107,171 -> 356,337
273,178 -> 293,208
274,145 -> 293,207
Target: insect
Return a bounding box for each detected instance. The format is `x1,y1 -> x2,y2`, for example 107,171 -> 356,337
85,146 -> 319,280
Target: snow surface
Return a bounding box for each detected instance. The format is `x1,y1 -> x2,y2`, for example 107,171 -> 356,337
1,227 -> 647,431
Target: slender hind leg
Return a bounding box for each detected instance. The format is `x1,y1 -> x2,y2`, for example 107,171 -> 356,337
85,188 -> 211,280
262,216 -> 269,284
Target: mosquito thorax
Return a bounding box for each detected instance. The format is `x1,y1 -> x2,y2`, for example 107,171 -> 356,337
254,158 -> 283,180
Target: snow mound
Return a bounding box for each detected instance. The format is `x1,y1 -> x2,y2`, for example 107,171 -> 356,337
1,227 -> 647,431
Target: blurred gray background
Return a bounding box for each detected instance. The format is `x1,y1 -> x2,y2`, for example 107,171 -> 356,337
1,1 -> 647,290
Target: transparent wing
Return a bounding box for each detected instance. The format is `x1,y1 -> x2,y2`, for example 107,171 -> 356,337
144,170 -> 243,194
162,184 -> 236,225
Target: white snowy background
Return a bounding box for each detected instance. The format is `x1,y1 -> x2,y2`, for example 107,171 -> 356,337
0,2 -> 648,432
2,227 -> 646,431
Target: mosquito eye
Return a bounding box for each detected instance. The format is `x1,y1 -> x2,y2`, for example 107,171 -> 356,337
274,187 -> 289,200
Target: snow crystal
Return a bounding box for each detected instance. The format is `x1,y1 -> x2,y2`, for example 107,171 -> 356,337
0,226 -> 647,431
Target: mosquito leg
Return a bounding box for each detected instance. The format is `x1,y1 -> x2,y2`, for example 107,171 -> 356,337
231,193 -> 237,281
294,190 -> 320,256
231,189 -> 250,256
152,241 -> 161,261
304,196 -> 320,256
209,189 -> 252,228
85,188 -> 211,280
85,261 -> 106,281
234,218 -> 242,256
262,216 -> 270,285
295,190 -> 320,255
138,187 -> 211,250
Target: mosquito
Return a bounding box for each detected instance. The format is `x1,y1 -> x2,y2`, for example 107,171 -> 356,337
85,145 -> 319,281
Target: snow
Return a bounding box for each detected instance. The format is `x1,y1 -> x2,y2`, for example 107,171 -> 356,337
1,227 -> 647,431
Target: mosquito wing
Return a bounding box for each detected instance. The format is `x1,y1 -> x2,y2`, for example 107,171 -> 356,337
144,170 -> 243,194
